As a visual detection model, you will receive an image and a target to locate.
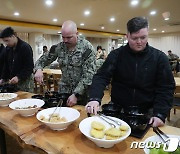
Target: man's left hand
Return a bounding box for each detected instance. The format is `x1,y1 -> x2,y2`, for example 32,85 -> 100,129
9,76 -> 19,84
149,117 -> 165,127
66,94 -> 77,107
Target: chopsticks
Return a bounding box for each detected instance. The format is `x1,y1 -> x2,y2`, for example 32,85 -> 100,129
153,127 -> 169,143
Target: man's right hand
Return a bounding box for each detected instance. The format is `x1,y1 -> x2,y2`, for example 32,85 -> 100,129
85,101 -> 100,115
34,69 -> 44,84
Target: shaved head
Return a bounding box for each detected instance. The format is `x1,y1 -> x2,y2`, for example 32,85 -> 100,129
62,20 -> 77,34
61,20 -> 78,50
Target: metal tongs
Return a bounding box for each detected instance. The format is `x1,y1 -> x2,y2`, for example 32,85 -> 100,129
97,111 -> 121,128
48,99 -> 63,121
153,127 -> 169,143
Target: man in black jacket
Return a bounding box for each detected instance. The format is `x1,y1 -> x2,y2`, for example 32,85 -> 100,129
0,42 -> 5,78
0,27 -> 34,92
85,17 -> 175,127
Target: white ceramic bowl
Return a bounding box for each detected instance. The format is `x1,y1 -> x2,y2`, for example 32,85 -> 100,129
79,116 -> 131,148
0,93 -> 18,107
36,107 -> 80,130
9,98 -> 45,117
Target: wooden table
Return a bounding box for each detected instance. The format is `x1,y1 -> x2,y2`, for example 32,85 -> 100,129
174,77 -> 180,93
0,91 -> 180,154
175,77 -> 180,86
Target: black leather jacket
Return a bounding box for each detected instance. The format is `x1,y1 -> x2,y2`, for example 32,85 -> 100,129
89,43 -> 175,122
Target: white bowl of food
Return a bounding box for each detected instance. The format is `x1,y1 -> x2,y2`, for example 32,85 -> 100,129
79,116 -> 131,148
36,107 -> 80,130
0,93 -> 18,107
9,98 -> 45,117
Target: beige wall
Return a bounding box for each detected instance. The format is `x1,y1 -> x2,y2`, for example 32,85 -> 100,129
149,32 -> 180,56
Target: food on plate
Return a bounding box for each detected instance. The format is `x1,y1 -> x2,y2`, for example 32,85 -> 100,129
119,125 -> 129,131
90,128 -> 105,139
105,127 -> 122,140
15,105 -> 37,109
0,93 -> 14,100
90,121 -> 105,139
40,113 -> 67,123
90,121 -> 129,140
91,121 -> 105,131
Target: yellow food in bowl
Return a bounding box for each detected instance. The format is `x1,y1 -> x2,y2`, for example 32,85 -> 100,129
91,121 -> 105,131
90,121 -> 129,140
40,114 -> 67,123
105,127 -> 123,140
119,125 -> 129,131
90,128 -> 105,139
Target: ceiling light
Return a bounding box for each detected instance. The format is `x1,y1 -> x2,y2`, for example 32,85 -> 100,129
14,12 -> 19,16
45,0 -> 53,6
57,31 -> 61,34
101,26 -> 105,29
53,18 -> 58,22
150,11 -> 156,15
80,23 -> 85,26
162,30 -> 165,33
131,0 -> 139,6
84,10 -> 90,16
116,29 -> 120,32
110,17 -> 115,22
79,33 -> 82,36
153,28 -> 157,31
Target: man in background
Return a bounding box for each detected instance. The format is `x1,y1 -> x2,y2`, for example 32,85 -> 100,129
42,45 -> 48,56
0,27 -> 34,92
34,20 -> 96,106
167,50 -> 179,72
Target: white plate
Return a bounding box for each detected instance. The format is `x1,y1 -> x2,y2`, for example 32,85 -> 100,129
9,98 -> 45,116
79,116 -> 131,148
0,93 -> 17,107
143,135 -> 180,154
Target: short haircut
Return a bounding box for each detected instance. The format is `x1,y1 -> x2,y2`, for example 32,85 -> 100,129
0,27 -> 15,38
127,17 -> 148,34
97,45 -> 102,51
43,46 -> 47,49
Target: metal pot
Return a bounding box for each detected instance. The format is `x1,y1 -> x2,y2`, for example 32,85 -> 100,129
101,103 -> 122,118
121,114 -> 149,130
122,105 -> 148,116
0,84 -> 18,93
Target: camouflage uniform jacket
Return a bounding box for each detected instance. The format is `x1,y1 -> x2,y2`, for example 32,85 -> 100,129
35,37 -> 96,95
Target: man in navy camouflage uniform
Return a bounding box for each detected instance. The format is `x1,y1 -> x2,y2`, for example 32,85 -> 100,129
34,20 -> 96,106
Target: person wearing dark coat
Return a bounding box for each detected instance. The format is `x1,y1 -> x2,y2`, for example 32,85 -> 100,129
0,43 -> 5,78
85,17 -> 175,128
0,27 -> 34,92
